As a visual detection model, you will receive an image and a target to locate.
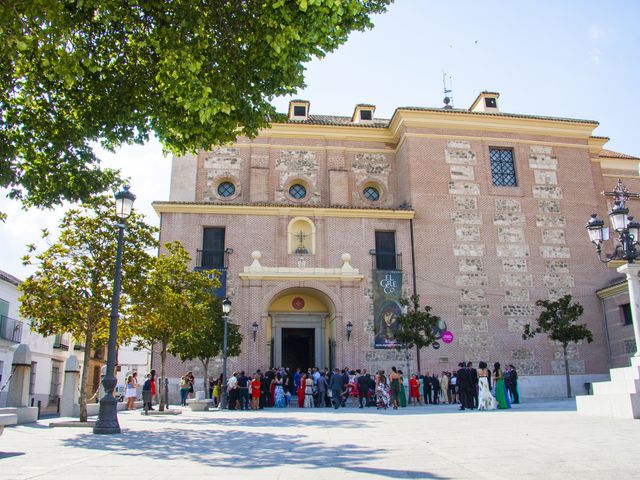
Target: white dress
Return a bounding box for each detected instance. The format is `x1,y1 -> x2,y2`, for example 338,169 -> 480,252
478,375 -> 497,410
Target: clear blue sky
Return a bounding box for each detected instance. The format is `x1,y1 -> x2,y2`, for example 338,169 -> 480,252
2,0 -> 639,279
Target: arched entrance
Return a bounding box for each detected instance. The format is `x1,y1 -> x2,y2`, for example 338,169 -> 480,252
267,288 -> 336,371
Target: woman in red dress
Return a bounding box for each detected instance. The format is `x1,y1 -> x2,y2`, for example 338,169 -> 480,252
251,374 -> 261,410
409,374 -> 421,406
297,373 -> 307,408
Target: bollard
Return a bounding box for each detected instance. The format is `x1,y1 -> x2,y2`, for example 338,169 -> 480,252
57,396 -> 61,413
31,397 -> 34,407
37,400 -> 41,420
164,378 -> 169,409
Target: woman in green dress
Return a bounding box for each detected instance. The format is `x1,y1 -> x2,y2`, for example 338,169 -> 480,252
399,370 -> 407,407
389,366 -> 401,410
493,362 -> 511,409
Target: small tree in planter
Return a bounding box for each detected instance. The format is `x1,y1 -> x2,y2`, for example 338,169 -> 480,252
523,295 -> 593,398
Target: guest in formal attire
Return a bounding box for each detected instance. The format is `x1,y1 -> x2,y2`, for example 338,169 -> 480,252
467,362 -> 479,409
375,370 -> 390,410
423,372 -> 433,404
316,372 -> 328,407
449,372 -> 458,404
409,374 -> 421,405
505,365 -> 520,404
274,373 -> 286,408
179,375 -> 190,407
389,367 -> 401,410
125,374 -> 137,410
440,372 -> 449,404
398,370 -> 407,408
431,373 -> 441,405
477,361 -> 497,410
493,362 -> 511,409
357,371 -> 370,408
329,368 -> 345,409
297,374 -> 306,408
457,363 -> 471,410
304,373 -> 315,408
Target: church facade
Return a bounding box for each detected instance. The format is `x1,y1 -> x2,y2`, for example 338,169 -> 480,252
154,91 -> 639,397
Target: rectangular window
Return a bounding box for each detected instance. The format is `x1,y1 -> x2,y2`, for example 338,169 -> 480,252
0,298 -> 8,318
621,303 -> 633,325
202,227 -> 226,268
360,110 -> 372,120
29,362 -> 37,395
49,360 -> 62,405
490,147 -> 517,186
293,105 -> 306,117
375,231 -> 397,270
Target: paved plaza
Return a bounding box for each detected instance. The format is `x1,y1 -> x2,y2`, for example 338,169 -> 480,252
1,399 -> 639,480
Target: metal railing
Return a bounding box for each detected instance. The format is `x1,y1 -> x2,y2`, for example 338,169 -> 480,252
0,315 -> 23,343
195,248 -> 231,270
369,251 -> 403,271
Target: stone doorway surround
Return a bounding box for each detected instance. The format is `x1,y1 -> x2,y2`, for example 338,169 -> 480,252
272,313 -> 325,369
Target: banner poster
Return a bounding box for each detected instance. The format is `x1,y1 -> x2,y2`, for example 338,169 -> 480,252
373,271 -> 403,349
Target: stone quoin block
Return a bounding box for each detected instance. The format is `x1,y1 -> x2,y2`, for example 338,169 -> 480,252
551,360 -> 586,375
538,199 -> 562,214
513,361 -> 541,375
498,227 -> 525,243
456,274 -> 489,287
534,170 -> 558,185
452,211 -> 482,224
528,154 -> 558,170
502,259 -> 528,273
459,334 -> 495,348
353,153 -> 390,175
536,215 -> 566,228
447,140 -> 472,149
453,196 -> 478,211
455,226 -> 481,242
450,165 -> 475,180
460,288 -> 486,302
493,212 -> 526,226
445,149 -> 477,165
500,273 -> 533,287
505,288 -> 531,302
496,244 -> 530,258
543,274 -> 575,288
540,246 -> 571,258
458,304 -> 490,317
462,318 -> 489,333
276,150 -> 318,171
511,348 -> 534,361
530,145 -> 553,155
458,258 -> 484,273
533,186 -> 563,199
545,260 -> 570,273
449,181 -> 480,196
502,303 -> 535,316
554,344 -> 580,360
494,198 -> 522,212
453,244 -> 485,257
507,318 -> 531,333
541,229 -> 566,244
548,288 -> 572,301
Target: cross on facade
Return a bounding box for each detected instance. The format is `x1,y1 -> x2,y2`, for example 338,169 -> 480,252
294,229 -> 309,254
603,178 -> 640,206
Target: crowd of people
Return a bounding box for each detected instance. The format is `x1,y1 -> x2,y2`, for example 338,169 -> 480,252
211,362 -> 521,412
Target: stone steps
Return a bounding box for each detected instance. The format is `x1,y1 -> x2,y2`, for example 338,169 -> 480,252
576,357 -> 640,419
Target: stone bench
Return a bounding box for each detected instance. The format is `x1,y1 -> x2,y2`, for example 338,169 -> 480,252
0,413 -> 18,426
186,391 -> 214,411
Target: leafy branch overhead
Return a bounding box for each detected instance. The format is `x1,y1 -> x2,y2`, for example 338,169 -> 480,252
1,1 -> 392,210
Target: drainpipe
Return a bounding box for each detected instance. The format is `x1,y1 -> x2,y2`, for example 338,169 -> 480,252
409,217 -> 420,372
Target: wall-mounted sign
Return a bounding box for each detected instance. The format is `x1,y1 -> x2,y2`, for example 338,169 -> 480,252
373,271 -> 402,349
441,331 -> 454,344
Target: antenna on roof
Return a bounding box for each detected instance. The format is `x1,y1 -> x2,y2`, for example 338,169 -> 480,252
442,72 -> 454,109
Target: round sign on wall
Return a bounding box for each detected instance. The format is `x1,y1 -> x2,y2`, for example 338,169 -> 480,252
441,331 -> 454,344
292,297 -> 305,310
432,341 -> 441,350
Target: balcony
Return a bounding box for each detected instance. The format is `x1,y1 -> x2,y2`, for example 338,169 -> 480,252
195,248 -> 232,271
0,315 -> 23,343
53,334 -> 69,351
369,251 -> 403,271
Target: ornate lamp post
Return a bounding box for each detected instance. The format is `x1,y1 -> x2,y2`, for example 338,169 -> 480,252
252,321 -> 258,342
346,321 -> 353,341
94,186 -> 136,434
220,297 -> 231,409
586,179 -> 640,358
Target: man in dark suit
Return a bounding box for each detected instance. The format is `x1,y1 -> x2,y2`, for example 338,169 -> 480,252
423,373 -> 433,404
467,362 -> 478,409
357,371 -> 370,408
329,368 -> 345,409
431,374 -> 441,405
505,365 -> 520,404
456,362 -> 470,410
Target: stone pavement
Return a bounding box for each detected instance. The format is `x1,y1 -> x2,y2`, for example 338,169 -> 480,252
1,399 -> 639,480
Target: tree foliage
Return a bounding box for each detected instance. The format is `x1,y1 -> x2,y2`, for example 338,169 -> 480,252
523,295 -> 593,397
18,196 -> 158,420
394,295 -> 441,351
133,241 -> 224,409
169,295 -> 242,396
1,0 -> 391,210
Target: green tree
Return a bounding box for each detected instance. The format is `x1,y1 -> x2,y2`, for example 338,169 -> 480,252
133,241 -> 222,410
18,197 -> 158,421
1,1 -> 391,213
523,295 -> 594,398
394,295 -> 441,371
169,296 -> 242,398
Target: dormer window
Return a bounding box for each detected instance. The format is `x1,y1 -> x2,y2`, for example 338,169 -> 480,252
485,97 -> 497,108
469,91 -> 500,113
352,103 -> 376,123
288,100 -> 310,120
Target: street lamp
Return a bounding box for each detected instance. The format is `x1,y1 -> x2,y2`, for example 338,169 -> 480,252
94,186 -> 136,434
220,297 -> 231,409
586,179 -> 640,359
252,321 -> 258,342
346,321 -> 353,341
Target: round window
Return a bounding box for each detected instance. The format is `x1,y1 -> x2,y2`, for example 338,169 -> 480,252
217,181 -> 236,198
363,185 -> 380,201
289,183 -> 307,200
